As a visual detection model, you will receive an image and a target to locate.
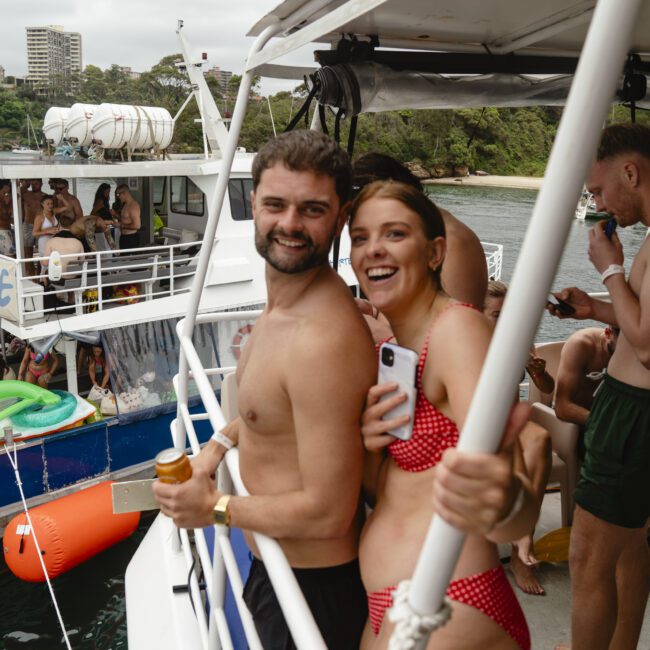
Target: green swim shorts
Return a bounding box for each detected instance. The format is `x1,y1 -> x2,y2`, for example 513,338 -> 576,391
574,374 -> 650,529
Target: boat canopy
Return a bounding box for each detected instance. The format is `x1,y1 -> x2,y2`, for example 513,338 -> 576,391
247,0 -> 650,111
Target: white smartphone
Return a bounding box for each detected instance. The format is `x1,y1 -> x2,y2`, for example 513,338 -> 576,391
377,342 -> 418,440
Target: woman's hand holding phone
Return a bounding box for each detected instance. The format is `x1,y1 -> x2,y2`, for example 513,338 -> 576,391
361,383 -> 410,453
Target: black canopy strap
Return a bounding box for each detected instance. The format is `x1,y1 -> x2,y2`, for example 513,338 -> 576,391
333,108 -> 344,143
347,114 -> 358,156
283,83 -> 318,132
318,103 -> 329,135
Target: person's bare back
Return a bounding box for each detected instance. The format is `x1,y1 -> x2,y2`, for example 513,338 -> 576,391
555,327 -> 617,426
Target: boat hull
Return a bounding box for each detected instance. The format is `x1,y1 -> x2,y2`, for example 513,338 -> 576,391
0,405 -> 214,531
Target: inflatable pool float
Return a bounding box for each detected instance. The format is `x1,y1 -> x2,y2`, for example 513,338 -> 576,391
0,382 -> 97,442
0,381 -> 60,421
10,390 -> 77,428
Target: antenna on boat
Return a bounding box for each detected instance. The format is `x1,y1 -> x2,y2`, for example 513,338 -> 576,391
174,20 -> 231,156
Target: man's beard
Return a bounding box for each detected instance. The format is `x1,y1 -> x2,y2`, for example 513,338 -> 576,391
254,224 -> 335,274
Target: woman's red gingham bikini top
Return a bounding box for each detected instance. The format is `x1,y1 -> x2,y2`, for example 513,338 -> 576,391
386,302 -> 478,473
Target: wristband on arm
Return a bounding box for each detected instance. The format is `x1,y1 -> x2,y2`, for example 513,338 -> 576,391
601,264 -> 625,284
211,430 -> 235,450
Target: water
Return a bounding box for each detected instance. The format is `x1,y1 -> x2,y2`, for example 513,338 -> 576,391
0,183 -> 647,648
426,183 -> 648,341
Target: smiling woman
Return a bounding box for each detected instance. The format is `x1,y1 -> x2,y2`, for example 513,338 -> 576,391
348,180 -> 541,650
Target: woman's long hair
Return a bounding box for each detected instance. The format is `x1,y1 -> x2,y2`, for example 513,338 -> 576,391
93,183 -> 111,211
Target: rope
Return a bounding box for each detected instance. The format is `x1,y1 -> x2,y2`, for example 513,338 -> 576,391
5,436 -> 73,650
387,580 -> 453,650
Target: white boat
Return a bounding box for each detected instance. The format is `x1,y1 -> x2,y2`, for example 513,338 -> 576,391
575,192 -> 589,220
118,3 -> 649,650
11,115 -> 42,157
11,145 -> 40,156
0,25 -> 266,535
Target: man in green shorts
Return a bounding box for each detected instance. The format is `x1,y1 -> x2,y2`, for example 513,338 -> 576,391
550,123 -> 650,650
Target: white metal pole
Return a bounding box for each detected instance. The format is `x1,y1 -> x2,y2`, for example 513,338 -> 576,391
174,21 -> 281,447
393,0 -> 643,647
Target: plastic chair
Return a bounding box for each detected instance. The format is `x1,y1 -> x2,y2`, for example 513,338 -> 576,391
529,402 -> 580,527
528,341 -> 565,406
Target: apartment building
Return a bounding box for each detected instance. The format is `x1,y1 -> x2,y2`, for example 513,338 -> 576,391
26,25 -> 82,93
204,66 -> 233,92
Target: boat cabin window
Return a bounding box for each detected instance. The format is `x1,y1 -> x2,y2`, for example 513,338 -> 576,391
229,178 -> 254,221
170,176 -> 205,216
153,177 -> 167,215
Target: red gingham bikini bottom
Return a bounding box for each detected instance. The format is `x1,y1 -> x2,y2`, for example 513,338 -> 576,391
366,565 -> 530,650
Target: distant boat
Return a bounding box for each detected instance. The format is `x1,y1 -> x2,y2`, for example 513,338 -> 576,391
11,115 -> 41,156
11,145 -> 40,156
575,192 -> 589,220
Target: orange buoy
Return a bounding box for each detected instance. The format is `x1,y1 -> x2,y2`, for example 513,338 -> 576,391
3,481 -> 140,582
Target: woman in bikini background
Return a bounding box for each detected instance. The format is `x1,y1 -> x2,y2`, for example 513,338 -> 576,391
349,181 -> 544,650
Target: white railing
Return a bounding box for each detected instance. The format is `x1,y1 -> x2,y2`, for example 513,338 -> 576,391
0,241 -> 200,325
483,242 -> 503,281
171,310 -> 327,650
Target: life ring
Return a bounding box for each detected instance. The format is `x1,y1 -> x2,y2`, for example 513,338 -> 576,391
230,324 -> 254,360
0,380 -> 60,421
11,390 -> 77,429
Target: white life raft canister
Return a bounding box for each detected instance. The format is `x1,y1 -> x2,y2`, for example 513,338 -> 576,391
65,103 -> 99,147
91,103 -> 174,150
42,107 -> 71,147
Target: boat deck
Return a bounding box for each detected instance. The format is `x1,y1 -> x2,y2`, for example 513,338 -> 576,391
502,492 -> 650,648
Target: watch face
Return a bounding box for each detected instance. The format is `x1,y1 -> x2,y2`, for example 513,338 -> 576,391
213,497 -> 230,526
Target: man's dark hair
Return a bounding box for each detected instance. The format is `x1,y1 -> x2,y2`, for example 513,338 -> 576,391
352,152 -> 422,193
597,123 -> 650,161
252,130 -> 352,204
58,214 -> 74,228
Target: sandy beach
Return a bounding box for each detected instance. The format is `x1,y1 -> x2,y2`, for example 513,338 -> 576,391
424,175 -> 544,190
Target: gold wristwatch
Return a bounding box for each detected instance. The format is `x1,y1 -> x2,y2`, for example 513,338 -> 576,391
212,495 -> 231,526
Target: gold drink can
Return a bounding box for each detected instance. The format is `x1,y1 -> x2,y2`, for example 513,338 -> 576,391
155,448 -> 193,484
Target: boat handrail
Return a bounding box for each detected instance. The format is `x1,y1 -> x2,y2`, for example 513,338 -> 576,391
0,239 -> 202,326
171,309 -> 327,649
482,242 -> 503,280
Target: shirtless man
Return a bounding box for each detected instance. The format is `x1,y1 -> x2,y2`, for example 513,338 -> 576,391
153,130 -> 377,649
20,178 -> 44,273
53,179 -> 83,221
549,123 -> 650,650
0,180 -> 14,257
554,326 -> 618,429
114,185 -> 141,249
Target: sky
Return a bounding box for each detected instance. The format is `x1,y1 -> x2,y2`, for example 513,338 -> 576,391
1,0 -> 318,95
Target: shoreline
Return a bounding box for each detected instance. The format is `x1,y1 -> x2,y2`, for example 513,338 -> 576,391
423,175 -> 543,190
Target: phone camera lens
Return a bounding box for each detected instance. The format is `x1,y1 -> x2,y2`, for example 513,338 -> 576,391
381,347 -> 394,366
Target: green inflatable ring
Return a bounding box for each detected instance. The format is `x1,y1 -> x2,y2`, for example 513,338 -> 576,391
10,390 -> 77,429
0,380 -> 60,422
